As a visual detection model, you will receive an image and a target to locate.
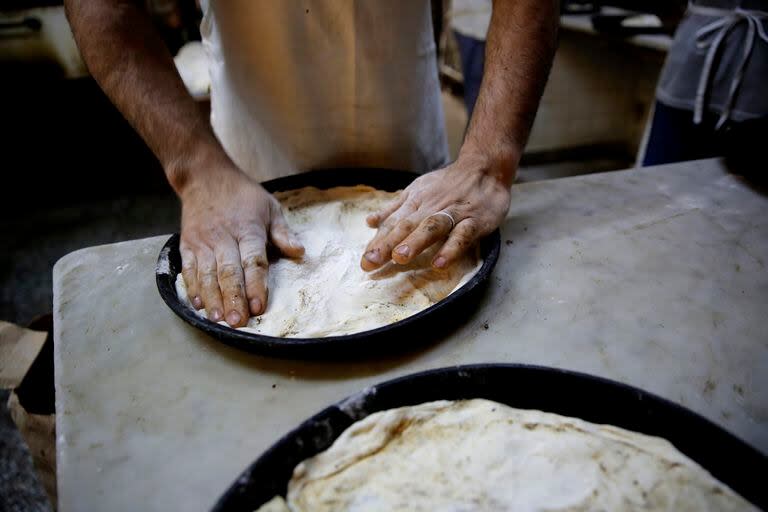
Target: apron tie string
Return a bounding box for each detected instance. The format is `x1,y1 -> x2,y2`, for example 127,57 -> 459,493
690,4 -> 768,129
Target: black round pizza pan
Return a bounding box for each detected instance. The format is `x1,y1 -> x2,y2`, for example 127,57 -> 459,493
156,168 -> 501,359
212,364 -> 767,511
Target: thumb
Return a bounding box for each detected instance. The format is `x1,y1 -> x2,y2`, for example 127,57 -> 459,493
269,203 -> 305,258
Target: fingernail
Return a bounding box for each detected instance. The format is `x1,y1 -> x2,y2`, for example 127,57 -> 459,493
364,250 -> 381,264
433,256 -> 447,268
226,311 -> 241,326
250,299 -> 262,315
210,308 -> 223,321
395,245 -> 409,257
192,296 -> 202,308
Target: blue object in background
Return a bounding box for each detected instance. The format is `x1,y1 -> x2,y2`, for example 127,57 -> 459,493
453,30 -> 486,121
642,102 -> 724,166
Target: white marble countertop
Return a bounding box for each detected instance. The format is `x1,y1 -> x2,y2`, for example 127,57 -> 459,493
53,158 -> 768,512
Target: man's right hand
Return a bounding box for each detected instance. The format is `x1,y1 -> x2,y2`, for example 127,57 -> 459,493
177,157 -> 304,328
64,2 -> 304,329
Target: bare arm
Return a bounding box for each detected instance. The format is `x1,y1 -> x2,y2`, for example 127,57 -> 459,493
362,0 -> 558,270
64,0 -> 219,190
462,0 -> 559,186
65,0 -> 303,327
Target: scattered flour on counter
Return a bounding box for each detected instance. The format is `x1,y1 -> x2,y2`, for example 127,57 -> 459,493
175,186 -> 482,338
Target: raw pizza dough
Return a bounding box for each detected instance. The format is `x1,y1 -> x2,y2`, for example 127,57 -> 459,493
176,186 -> 481,338
257,400 -> 756,512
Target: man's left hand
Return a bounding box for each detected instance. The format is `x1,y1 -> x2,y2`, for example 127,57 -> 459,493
360,153 -> 512,271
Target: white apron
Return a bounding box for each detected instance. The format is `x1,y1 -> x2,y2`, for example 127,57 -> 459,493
199,0 -> 450,181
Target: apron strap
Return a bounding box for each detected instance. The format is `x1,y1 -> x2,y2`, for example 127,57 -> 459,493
689,3 -> 768,128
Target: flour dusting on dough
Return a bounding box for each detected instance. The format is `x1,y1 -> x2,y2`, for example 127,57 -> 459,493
176,186 -> 481,337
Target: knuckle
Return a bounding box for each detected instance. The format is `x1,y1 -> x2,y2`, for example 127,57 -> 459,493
452,233 -> 475,249
241,255 -> 268,271
461,223 -> 477,238
456,233 -> 473,246
380,219 -> 396,232
456,238 -> 471,248
398,219 -> 416,233
181,238 -> 203,253
449,204 -> 469,218
193,228 -> 219,246
238,232 -> 265,244
217,264 -> 241,280
198,265 -> 217,278
423,216 -> 443,233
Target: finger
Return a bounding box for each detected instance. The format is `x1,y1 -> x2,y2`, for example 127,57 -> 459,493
196,247 -> 224,322
391,211 -> 454,265
361,212 -> 420,271
432,219 -> 479,269
269,202 -> 305,258
366,192 -> 407,228
215,240 -> 249,327
180,240 -> 202,309
239,237 -> 269,316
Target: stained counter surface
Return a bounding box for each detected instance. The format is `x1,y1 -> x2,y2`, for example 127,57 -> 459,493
54,158 -> 768,511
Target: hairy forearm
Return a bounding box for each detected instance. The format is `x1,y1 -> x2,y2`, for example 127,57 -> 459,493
461,0 -> 559,186
64,0 -> 229,194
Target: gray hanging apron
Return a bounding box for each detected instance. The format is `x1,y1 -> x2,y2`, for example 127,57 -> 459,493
657,0 -> 768,128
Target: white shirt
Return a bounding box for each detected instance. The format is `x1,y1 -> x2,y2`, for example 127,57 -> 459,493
450,0 -> 492,40
199,0 -> 450,181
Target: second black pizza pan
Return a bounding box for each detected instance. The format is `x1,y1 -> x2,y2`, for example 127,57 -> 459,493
213,364 -> 767,511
